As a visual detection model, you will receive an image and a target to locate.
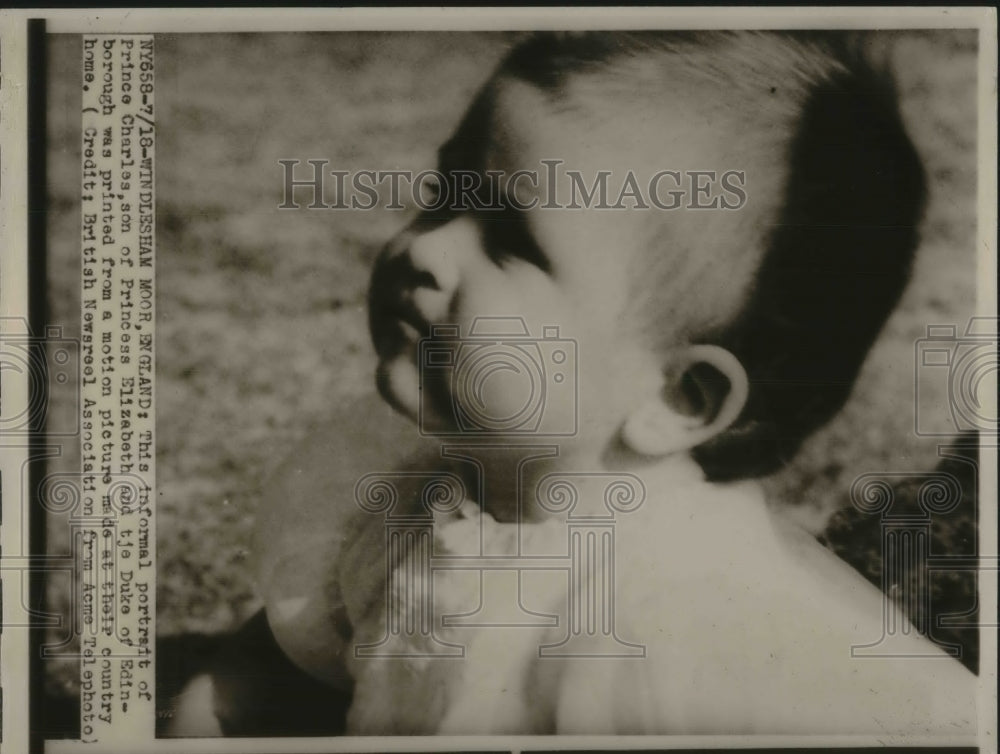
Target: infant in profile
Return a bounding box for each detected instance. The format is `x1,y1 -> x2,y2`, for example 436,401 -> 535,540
191,31 -> 980,737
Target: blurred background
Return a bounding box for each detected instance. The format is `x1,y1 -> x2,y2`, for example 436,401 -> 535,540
42,30 -> 981,733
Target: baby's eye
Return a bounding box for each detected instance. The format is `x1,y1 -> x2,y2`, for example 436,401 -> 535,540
417,172 -> 443,205
479,206 -> 551,273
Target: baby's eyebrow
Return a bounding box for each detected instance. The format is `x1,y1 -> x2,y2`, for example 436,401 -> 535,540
436,136 -> 488,177
435,139 -> 457,173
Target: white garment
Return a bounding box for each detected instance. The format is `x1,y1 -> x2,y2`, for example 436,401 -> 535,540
259,453 -> 978,735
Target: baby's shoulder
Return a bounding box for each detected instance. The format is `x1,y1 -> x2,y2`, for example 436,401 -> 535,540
591,480 -> 977,734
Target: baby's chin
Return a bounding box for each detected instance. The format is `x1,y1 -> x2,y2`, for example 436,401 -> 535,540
375,355 -> 421,422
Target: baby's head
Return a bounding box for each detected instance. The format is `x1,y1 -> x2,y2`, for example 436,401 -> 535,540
369,31 -> 925,481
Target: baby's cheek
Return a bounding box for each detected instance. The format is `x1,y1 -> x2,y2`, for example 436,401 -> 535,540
452,362 -> 531,426
457,263 -> 568,331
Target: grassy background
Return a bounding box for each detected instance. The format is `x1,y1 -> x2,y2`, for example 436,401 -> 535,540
42,30 -> 980,707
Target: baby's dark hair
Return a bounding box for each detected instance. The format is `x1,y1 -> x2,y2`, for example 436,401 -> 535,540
501,31 -> 926,480
691,33 -> 925,480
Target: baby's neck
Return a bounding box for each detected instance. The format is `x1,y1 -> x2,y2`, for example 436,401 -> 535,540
622,452 -> 770,524
508,449 -> 771,535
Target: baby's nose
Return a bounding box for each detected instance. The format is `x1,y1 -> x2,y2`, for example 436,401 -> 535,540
403,216 -> 476,322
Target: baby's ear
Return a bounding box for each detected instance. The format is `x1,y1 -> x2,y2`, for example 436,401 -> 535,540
621,345 -> 748,457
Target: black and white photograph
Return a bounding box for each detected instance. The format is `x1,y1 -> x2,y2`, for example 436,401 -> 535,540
0,8 -> 996,753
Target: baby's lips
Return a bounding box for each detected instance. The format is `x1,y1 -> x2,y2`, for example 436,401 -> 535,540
376,355 -> 420,421
369,296 -> 426,361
